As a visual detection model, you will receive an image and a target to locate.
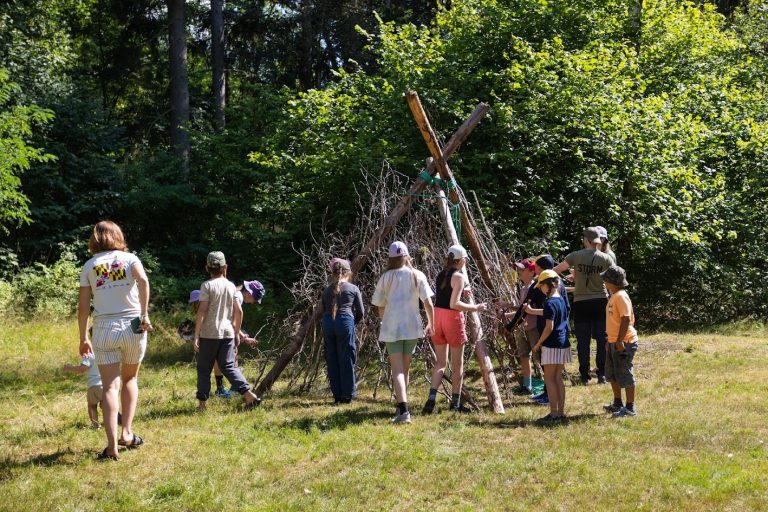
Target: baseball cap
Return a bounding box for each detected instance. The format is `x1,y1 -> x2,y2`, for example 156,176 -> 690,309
207,251 -> 226,267
188,290 -> 200,303
534,254 -> 555,270
243,280 -> 266,303
514,258 -> 535,272
600,265 -> 628,287
595,225 -> 609,240
535,269 -> 559,288
583,227 -> 601,244
388,241 -> 409,258
447,244 -> 468,260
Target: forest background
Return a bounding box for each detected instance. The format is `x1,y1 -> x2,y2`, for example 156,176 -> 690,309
1,0 -> 767,328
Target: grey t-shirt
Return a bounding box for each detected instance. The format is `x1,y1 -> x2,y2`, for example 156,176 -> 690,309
199,277 -> 236,339
565,249 -> 614,302
322,281 -> 365,323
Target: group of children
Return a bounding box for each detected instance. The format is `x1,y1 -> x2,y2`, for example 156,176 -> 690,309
506,226 -> 638,423
66,231 -> 638,428
320,241 -> 487,423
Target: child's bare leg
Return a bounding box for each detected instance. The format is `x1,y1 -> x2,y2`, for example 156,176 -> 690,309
213,361 -> 222,377
556,365 -> 565,416
625,386 -> 635,405
543,365 -> 558,416
610,380 -> 621,401
88,403 -> 100,428
197,400 -> 207,411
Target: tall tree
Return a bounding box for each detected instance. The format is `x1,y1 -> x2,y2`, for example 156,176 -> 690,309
211,0 -> 226,129
168,0 -> 190,177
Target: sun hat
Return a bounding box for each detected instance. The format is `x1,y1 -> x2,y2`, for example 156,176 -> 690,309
534,254 -> 555,270
447,244 -> 468,260
583,227 -> 601,244
188,290 -> 200,303
535,269 -> 559,288
206,251 -> 226,267
595,225 -> 609,240
514,258 -> 535,272
243,280 -> 266,303
600,265 -> 629,287
388,241 -> 409,258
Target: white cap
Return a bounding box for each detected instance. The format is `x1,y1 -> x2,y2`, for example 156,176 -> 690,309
447,244 -> 468,260
388,241 -> 409,258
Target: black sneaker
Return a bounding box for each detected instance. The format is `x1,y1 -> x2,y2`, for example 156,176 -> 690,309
421,399 -> 436,414
450,403 -> 474,414
512,385 -> 533,396
597,375 -> 607,384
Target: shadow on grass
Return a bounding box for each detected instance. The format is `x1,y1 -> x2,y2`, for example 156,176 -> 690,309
274,395 -> 383,409
281,406 -> 393,432
466,412 -> 602,429
0,448 -> 80,475
0,369 -> 91,396
141,340 -> 195,368
140,399 -> 201,421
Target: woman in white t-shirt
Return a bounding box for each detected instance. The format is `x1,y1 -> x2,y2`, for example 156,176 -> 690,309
371,241 -> 435,424
78,221 -> 152,460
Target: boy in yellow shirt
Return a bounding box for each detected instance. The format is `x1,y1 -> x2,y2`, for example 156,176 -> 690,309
601,265 -> 638,417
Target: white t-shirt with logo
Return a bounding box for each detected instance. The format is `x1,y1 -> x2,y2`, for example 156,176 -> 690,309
371,267 -> 434,342
79,250 -> 143,319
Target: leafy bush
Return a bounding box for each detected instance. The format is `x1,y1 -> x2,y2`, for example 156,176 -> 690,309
10,244 -> 79,319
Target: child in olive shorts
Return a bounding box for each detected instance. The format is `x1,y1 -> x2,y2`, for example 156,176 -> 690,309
601,265 -> 639,417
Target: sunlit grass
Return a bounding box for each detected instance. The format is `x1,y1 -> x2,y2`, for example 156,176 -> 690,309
1,320 -> 767,511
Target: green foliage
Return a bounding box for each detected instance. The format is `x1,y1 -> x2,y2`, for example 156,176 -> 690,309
0,69 -> 55,232
7,244 -> 80,319
253,0 -> 768,325
1,0 -> 767,327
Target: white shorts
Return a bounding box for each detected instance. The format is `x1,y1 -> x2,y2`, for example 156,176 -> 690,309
541,347 -> 572,366
92,317 -> 147,365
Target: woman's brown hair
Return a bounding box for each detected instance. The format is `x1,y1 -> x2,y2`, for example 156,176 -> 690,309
88,221 -> 128,254
440,255 -> 461,290
329,262 -> 351,320
382,256 -> 417,288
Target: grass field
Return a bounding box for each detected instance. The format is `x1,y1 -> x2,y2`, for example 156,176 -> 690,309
1,319 -> 767,511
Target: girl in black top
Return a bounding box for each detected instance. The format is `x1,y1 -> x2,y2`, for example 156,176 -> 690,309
320,258 -> 365,404
422,245 -> 487,414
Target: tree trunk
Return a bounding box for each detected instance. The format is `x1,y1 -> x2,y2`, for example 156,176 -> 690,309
168,0 -> 190,177
299,0 -> 314,91
211,0 -> 226,130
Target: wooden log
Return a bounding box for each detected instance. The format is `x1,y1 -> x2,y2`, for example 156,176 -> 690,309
255,101 -> 490,396
255,174 -> 425,396
407,93 -> 504,413
407,92 -> 495,292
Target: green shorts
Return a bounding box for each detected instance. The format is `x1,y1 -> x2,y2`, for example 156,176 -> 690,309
385,339 -> 419,355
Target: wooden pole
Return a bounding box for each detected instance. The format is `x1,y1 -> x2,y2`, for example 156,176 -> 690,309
407,93 -> 504,413
406,91 -> 495,292
255,103 -> 489,395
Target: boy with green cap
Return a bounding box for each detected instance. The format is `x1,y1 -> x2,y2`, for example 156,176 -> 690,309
194,251 -> 261,411
600,264 -> 638,417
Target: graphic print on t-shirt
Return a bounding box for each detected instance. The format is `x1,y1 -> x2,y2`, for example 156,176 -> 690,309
94,258 -> 128,288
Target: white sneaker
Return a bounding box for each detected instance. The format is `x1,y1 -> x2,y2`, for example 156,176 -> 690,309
392,411 -> 412,424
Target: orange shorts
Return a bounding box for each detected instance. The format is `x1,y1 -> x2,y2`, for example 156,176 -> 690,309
432,307 -> 467,347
